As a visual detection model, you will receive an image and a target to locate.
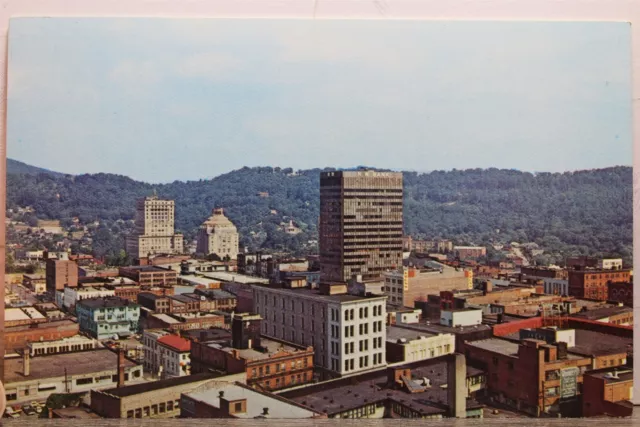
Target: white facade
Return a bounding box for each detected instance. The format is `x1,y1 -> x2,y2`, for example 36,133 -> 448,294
28,335 -> 100,356
598,258 -> 623,270
253,286 -> 387,376
543,278 -> 569,296
126,196 -> 184,258
440,309 -> 482,328
392,309 -> 422,325
143,329 -> 170,376
157,341 -> 191,379
390,333 -> 455,364
62,287 -> 115,311
196,208 -> 239,260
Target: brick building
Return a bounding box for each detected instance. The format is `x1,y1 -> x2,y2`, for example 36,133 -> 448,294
106,284 -> 174,303
4,319 -> 79,355
138,293 -> 172,314
465,338 -> 592,417
568,269 -> 632,300
607,282 -> 632,306
453,246 -> 487,261
46,259 -> 79,292
190,314 -> 314,392
145,312 -> 226,332
119,266 -> 178,287
582,368 -> 633,417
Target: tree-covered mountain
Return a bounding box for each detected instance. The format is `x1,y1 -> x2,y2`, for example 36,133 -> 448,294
7,158 -> 65,177
6,161 -> 633,266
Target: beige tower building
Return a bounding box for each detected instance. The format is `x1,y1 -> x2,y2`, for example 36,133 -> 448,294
125,195 -> 184,260
319,169 -> 404,283
196,208 -> 240,260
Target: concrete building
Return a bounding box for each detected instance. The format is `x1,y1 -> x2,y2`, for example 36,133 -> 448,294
440,309 -> 482,328
465,338 -> 592,417
76,297 -> 141,340
385,325 -> 455,364
568,269 -> 632,300
543,278 -> 569,296
125,195 -> 184,260
180,381 -> 325,419
254,284 -> 388,377
60,286 -> 116,313
196,208 -> 240,260
46,259 -> 79,293
598,259 -> 624,270
28,335 -> 100,356
280,355 -> 480,419
384,264 -> 471,308
91,372 -> 244,418
582,368 -> 633,417
119,265 -> 178,287
4,348 -> 143,405
190,314 -> 314,391
319,169 -> 403,283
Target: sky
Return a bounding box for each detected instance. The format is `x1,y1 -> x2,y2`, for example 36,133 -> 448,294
7,19 -> 632,183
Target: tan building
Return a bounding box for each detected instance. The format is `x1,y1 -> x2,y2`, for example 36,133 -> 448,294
319,169 -> 403,283
196,208 -> 239,260
384,264 -> 471,308
46,259 -> 79,293
126,195 -> 184,260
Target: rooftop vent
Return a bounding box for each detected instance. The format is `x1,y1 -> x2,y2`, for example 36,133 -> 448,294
219,391 -> 224,398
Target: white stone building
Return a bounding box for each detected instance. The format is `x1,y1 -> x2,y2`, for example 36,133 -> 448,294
253,283 -> 388,376
196,208 -> 240,261
440,309 -> 482,328
61,286 -> 116,312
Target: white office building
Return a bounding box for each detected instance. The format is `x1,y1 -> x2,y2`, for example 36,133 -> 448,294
253,283 -> 388,376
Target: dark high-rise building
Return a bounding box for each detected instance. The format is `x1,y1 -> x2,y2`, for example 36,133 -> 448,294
319,169 -> 403,283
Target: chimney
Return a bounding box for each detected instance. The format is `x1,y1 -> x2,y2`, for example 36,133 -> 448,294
262,407 -> 269,416
447,353 -> 466,418
219,391 -> 224,398
117,348 -> 126,388
23,349 -> 30,376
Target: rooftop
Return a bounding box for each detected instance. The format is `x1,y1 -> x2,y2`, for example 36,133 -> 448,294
202,271 -> 270,285
157,335 -> 192,352
5,348 -> 138,384
255,285 -> 388,303
182,328 -> 232,342
186,381 -> 320,419
572,306 -> 632,321
571,330 -> 631,357
190,289 -> 237,300
77,297 -> 138,309
52,407 -> 102,419
205,337 -> 306,361
386,325 -> 437,342
466,338 -> 521,357
151,313 -> 180,324
394,321 -> 492,336
5,318 -> 77,332
121,266 -> 175,273
5,307 -> 44,322
280,356 -> 482,416
99,373 -> 219,398
585,368 -> 633,384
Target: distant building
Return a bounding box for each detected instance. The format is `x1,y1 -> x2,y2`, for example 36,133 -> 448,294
196,208 -> 240,261
453,246 -> 486,261
572,306 -> 632,326
145,312 -> 225,332
60,286 -> 116,313
76,297 -> 141,340
440,309 -> 482,328
598,259 -> 624,270
22,274 -> 46,294
384,264 -> 471,308
319,170 -> 403,283
568,269 -> 632,300
125,195 -> 184,261
46,259 -> 79,293
254,284 -> 387,377
119,265 -> 178,287
608,282 -> 632,306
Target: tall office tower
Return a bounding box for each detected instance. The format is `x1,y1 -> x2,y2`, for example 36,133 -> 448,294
319,169 -> 404,283
125,195 -> 184,261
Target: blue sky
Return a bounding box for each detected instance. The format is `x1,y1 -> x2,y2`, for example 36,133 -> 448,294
7,19 -> 632,183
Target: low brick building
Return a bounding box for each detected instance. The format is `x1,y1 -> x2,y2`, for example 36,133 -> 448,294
190,314 -> 314,391
465,338 -> 592,417
145,312 -> 226,332
582,367 -> 633,417
4,319 -> 79,355
119,266 -> 178,287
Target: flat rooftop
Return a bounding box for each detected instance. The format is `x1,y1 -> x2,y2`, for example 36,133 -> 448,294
255,285 -> 388,303
151,314 -> 180,324
77,297 -> 138,309
281,356 -> 482,416
386,325 -> 437,342
5,348 -> 138,384
586,368 -> 633,384
5,318 -> 77,332
205,337 -> 306,361
203,271 -> 269,284
120,266 -> 175,273
394,321 -> 491,336
466,338 -> 521,357
52,407 -> 101,419
504,329 -> 632,357
100,373 -> 218,398
573,306 -> 632,320
5,307 -> 42,322
186,382 -> 319,419
182,328 -> 231,342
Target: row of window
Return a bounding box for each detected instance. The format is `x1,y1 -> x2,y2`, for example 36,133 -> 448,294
126,400 -> 178,418
250,359 -> 308,377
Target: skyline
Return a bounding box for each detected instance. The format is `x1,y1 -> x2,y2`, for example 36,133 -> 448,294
7,19 -> 632,183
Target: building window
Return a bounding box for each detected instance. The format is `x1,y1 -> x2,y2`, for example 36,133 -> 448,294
234,403 -> 243,412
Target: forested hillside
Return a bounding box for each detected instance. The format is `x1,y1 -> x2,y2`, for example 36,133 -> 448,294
6,160 -> 633,265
